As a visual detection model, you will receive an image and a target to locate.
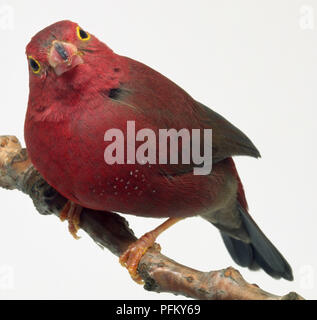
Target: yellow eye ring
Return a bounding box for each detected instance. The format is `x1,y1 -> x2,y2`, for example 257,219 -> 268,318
76,26 -> 90,41
28,56 -> 41,74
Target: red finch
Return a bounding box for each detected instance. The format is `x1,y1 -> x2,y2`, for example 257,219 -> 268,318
24,20 -> 293,282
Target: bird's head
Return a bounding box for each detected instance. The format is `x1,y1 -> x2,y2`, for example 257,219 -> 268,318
25,20 -> 127,117
26,20 -> 119,82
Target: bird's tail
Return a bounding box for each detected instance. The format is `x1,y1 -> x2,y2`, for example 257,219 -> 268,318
221,203 -> 293,281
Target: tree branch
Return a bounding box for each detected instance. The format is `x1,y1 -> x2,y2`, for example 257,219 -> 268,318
0,135 -> 304,300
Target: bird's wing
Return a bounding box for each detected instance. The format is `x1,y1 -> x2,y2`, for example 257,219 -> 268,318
107,56 -> 260,175
193,102 -> 260,163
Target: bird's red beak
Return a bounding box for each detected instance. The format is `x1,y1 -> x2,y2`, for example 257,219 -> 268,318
48,41 -> 84,76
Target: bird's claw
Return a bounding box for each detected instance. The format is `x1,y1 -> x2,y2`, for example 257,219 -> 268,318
60,201 -> 83,239
119,232 -> 161,284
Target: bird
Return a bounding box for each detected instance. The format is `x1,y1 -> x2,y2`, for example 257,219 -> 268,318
24,20 -> 293,283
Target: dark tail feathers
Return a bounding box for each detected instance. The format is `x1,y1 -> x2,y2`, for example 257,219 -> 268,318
221,204 -> 293,281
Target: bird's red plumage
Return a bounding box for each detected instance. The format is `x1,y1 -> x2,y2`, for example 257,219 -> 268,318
24,20 -> 294,281
25,20 -> 251,218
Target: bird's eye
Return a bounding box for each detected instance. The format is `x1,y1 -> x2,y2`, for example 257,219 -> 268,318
28,56 -> 41,74
76,26 -> 90,41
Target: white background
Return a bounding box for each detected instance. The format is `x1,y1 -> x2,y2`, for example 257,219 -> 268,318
0,0 -> 316,299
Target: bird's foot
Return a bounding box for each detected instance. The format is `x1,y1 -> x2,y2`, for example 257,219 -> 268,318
119,232 -> 161,284
60,201 -> 83,239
